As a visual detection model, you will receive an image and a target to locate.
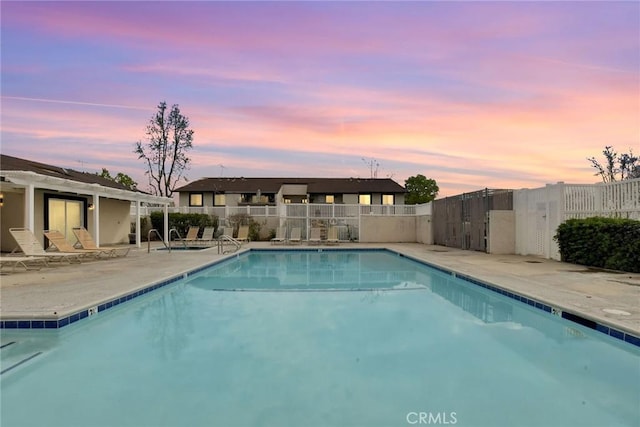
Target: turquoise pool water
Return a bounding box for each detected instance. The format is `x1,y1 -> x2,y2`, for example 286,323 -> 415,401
1,250 -> 639,427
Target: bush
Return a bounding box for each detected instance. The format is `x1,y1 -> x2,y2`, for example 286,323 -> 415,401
554,217 -> 640,272
149,212 -> 218,239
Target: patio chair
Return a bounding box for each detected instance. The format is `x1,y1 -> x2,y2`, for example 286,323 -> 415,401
9,228 -> 83,263
0,255 -> 46,272
237,225 -> 250,242
288,227 -> 302,245
44,230 -> 103,259
182,226 -> 200,242
271,227 -> 286,245
221,226 -> 234,238
197,227 -> 216,246
308,227 -> 322,245
72,227 -> 130,257
326,226 -> 340,245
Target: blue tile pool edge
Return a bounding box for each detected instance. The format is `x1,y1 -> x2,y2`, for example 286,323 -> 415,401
393,250 -> 640,348
2,247 -> 639,349
0,250 -> 247,331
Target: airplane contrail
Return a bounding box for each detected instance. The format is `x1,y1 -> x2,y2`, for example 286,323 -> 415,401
1,96 -> 151,111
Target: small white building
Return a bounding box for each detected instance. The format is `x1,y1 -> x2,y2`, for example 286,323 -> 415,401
0,154 -> 171,251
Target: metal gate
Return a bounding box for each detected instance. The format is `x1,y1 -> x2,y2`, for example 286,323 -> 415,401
433,189 -> 513,251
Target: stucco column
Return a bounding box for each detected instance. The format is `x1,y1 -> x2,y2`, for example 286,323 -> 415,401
25,183 -> 35,231
92,193 -> 100,246
135,200 -> 141,248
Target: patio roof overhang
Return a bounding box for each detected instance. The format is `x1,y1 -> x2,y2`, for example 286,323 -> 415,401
0,170 -> 172,247
0,170 -> 171,205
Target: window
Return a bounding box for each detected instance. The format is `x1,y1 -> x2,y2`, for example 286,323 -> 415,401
214,194 -> 226,206
326,195 -> 335,204
189,193 -> 203,207
382,194 -> 394,205
359,194 -> 371,205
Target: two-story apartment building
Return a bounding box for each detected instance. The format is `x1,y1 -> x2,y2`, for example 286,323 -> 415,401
175,177 -> 407,207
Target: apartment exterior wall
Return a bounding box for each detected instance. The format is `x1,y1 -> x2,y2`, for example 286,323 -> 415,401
0,191 -> 25,252
98,198 -> 132,245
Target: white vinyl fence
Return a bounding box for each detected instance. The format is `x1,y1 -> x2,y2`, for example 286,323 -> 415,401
131,203 -> 419,241
514,179 -> 640,260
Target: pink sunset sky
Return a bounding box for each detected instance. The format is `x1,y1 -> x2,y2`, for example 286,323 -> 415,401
1,1 -> 638,197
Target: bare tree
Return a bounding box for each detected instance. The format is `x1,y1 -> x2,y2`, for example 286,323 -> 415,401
588,146 -> 639,182
135,101 -> 194,197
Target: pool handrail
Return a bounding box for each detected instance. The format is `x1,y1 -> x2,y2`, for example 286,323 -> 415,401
147,228 -> 188,253
218,235 -> 241,254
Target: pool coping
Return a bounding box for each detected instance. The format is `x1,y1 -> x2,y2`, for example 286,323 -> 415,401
1,247 -> 639,348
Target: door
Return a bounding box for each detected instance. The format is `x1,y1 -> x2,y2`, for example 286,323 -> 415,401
47,197 -> 85,245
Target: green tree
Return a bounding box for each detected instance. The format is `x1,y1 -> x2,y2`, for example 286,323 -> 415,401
135,101 -> 194,197
588,146 -> 639,182
97,168 -> 137,190
404,174 -> 439,204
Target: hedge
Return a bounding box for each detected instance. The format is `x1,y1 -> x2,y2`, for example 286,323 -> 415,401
554,217 -> 640,273
149,212 -> 218,239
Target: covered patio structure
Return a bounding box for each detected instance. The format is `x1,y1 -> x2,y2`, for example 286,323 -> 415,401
0,154 -> 171,251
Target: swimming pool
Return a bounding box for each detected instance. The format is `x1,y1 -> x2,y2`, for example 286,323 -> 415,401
1,249 -> 638,427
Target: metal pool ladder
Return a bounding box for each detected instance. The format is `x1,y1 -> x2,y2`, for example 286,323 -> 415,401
147,228 -> 187,253
217,235 -> 241,254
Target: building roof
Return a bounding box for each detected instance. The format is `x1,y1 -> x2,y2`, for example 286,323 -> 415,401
175,177 -> 407,194
1,154 -> 132,191
0,154 -> 171,204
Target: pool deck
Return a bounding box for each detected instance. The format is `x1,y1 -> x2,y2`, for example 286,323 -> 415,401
1,242 -> 639,337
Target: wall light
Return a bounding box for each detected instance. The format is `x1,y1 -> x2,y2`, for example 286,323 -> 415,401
88,203 -> 95,211
0,193 -> 4,207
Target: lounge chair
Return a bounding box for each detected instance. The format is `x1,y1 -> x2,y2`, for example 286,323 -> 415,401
72,227 -> 130,257
308,227 -> 322,245
271,227 -> 286,245
0,255 -> 46,272
182,226 -> 200,242
221,227 -> 234,238
44,230 -> 103,259
9,228 -> 83,263
326,226 -> 340,245
288,227 -> 301,245
237,225 -> 250,242
197,227 -> 216,246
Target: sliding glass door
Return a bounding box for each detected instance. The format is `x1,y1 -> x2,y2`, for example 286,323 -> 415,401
46,196 -> 85,244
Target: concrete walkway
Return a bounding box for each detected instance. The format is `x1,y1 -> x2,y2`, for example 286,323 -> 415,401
1,243 -> 639,336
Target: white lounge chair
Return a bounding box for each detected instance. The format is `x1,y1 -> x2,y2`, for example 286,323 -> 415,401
288,227 -> 301,245
237,225 -> 250,242
308,227 -> 322,245
0,255 -> 46,272
326,226 -> 340,245
197,227 -> 216,246
72,227 -> 130,257
182,226 -> 200,243
9,228 -> 83,263
44,230 -> 103,259
271,227 -> 286,245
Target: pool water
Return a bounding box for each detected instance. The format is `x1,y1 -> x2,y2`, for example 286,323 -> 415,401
1,250 -> 639,427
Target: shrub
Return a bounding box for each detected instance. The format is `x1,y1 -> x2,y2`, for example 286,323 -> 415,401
554,217 -> 640,272
149,212 -> 218,239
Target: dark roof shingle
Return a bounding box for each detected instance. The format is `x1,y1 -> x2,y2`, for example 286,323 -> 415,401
0,154 -> 135,192
175,177 -> 406,193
